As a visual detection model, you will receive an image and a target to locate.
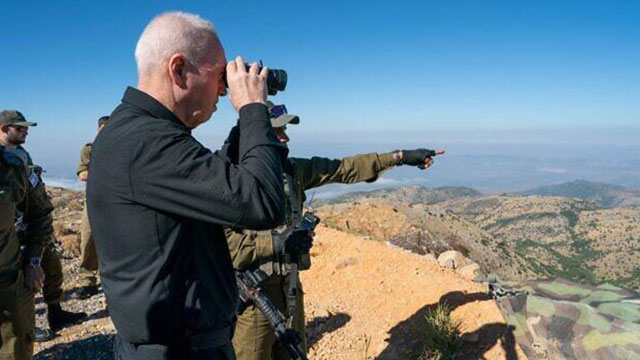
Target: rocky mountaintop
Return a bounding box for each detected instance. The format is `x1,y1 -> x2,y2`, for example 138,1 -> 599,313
36,186 -> 525,359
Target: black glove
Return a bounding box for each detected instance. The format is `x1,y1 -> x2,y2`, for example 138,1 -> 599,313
273,229 -> 314,256
398,149 -> 437,167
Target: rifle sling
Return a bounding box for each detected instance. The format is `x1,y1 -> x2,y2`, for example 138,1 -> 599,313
287,258 -> 299,326
283,170 -> 302,326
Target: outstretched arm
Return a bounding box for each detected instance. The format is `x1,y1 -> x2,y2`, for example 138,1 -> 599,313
293,148 -> 445,191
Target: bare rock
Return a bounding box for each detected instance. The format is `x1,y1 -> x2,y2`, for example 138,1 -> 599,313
437,250 -> 468,270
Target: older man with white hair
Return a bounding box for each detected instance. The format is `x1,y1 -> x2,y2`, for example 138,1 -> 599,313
87,12 -> 290,360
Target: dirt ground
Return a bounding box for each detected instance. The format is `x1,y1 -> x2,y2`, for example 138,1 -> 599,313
302,226 -> 527,360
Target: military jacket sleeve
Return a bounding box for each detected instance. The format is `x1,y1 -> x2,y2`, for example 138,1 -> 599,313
76,143 -> 92,176
221,125 -> 278,270
292,152 -> 396,191
226,228 -> 274,271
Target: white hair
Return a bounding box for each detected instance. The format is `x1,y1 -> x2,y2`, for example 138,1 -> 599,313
134,11 -> 219,76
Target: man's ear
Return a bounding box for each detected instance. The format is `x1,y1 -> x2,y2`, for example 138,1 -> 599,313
168,54 -> 188,89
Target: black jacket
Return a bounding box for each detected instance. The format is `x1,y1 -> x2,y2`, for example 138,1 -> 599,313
87,87 -> 287,344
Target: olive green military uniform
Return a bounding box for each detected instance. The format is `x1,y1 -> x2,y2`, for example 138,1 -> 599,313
229,152 -> 396,360
76,143 -> 98,287
1,146 -> 54,360
36,247 -> 63,305
12,145 -> 64,306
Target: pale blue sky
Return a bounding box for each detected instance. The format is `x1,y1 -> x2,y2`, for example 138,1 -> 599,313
1,0 -> 638,183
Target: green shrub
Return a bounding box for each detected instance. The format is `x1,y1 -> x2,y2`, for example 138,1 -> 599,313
417,304 -> 463,360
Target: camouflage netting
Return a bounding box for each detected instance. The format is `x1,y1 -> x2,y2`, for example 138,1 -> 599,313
490,277 -> 640,360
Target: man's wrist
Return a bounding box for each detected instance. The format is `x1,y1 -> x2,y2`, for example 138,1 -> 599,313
238,103 -> 269,125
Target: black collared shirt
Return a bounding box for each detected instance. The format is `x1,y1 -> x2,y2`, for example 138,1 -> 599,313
87,87 -> 287,344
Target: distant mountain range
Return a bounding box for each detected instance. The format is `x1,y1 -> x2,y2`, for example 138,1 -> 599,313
316,185 -> 481,206
319,180 -> 640,209
515,179 -> 640,208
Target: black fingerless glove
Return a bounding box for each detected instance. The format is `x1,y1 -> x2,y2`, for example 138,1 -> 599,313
398,149 -> 437,166
273,229 -> 314,256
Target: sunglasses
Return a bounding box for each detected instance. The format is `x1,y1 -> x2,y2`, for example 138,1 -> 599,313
8,125 -> 28,132
269,104 -> 288,118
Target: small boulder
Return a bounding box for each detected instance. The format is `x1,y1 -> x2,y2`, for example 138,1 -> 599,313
437,250 -> 468,270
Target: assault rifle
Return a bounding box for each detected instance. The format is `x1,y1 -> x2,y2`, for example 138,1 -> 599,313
236,211 -> 320,360
236,269 -> 308,360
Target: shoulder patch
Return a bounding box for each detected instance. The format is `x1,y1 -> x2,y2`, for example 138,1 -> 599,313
28,169 -> 40,188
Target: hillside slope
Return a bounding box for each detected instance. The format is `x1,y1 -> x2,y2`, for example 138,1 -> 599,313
440,195 -> 640,287
318,186 -> 640,289
303,226 -> 525,359
316,199 -> 535,282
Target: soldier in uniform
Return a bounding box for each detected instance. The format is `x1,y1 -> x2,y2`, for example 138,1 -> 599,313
229,103 -> 445,360
0,110 -> 85,339
0,110 -> 54,360
73,116 -> 108,300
